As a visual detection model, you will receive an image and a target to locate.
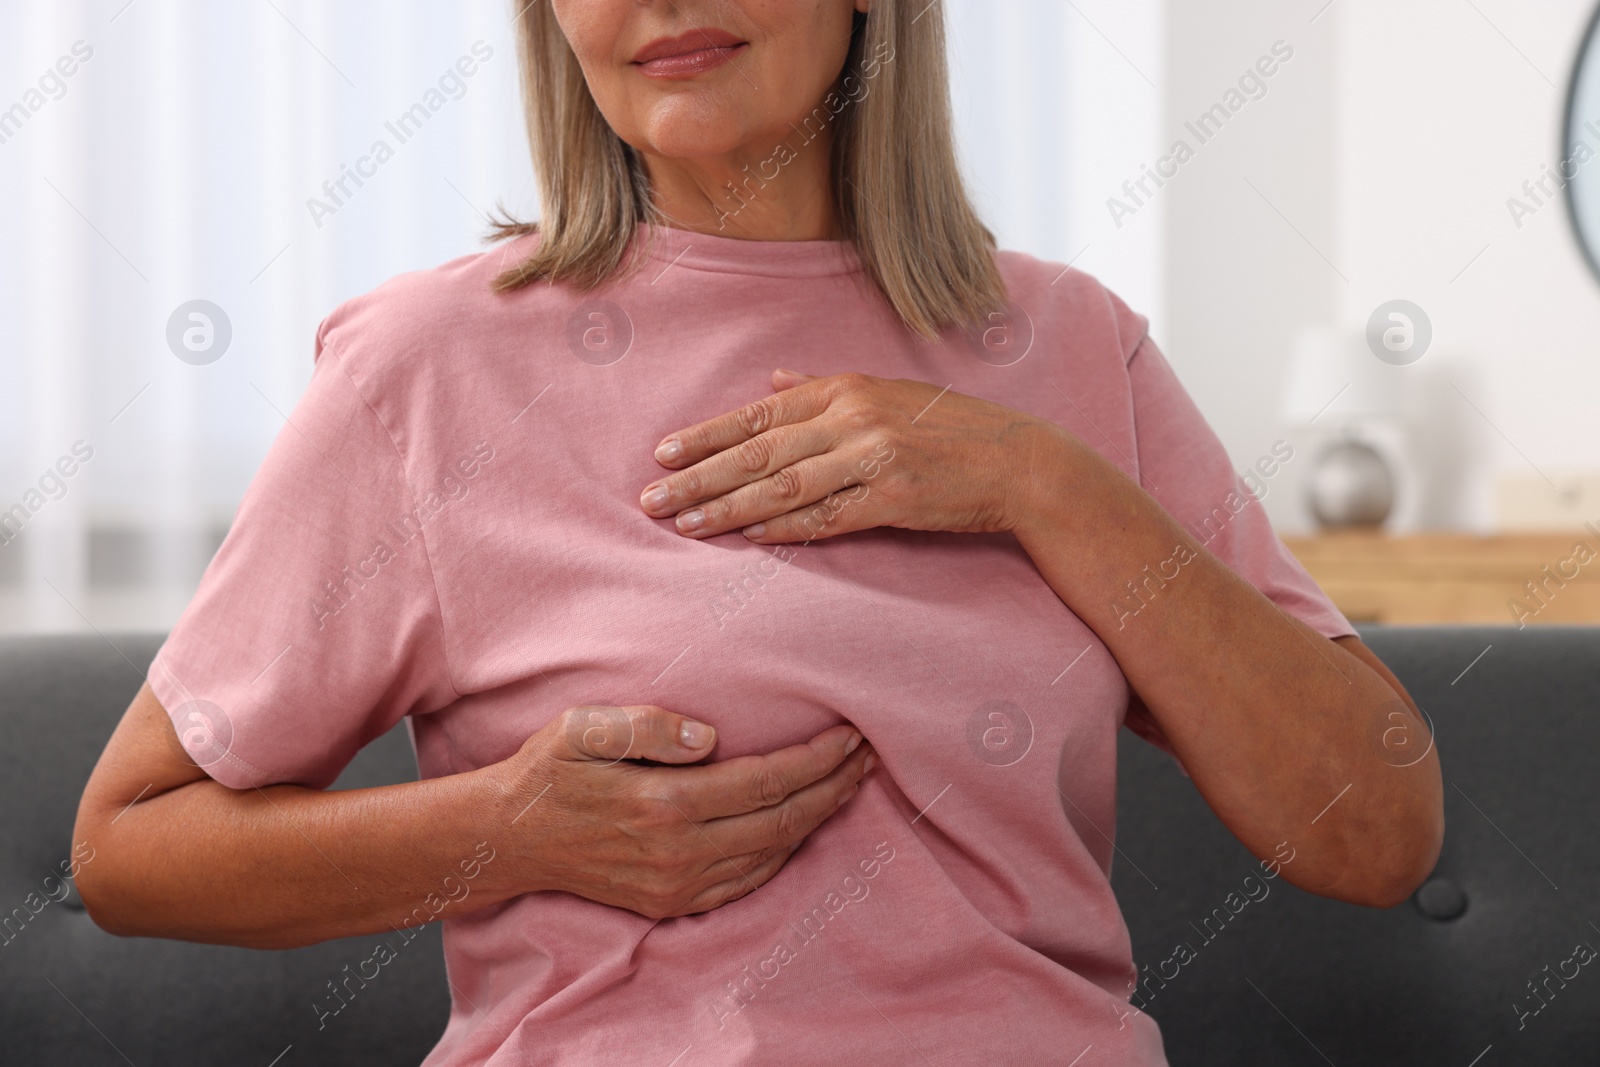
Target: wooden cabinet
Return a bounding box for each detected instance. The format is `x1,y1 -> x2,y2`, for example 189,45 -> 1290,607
1281,532 -> 1600,625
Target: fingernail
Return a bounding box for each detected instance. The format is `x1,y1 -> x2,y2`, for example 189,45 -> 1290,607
743,523 -> 765,539
655,439 -> 682,463
641,485 -> 670,510
844,731 -> 862,755
679,721 -> 715,748
862,753 -> 877,774
841,784 -> 860,804
677,509 -> 706,532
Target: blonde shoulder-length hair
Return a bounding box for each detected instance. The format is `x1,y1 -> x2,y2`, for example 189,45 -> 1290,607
488,2 -> 1007,341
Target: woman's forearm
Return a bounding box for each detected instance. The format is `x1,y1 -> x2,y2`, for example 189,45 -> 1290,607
91,779 -> 511,949
74,689 -> 522,949
1007,421 -> 1444,907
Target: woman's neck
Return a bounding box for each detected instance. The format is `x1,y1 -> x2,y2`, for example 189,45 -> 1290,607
639,122 -> 841,241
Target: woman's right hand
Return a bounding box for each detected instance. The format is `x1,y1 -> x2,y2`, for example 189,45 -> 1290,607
495,706 -> 875,920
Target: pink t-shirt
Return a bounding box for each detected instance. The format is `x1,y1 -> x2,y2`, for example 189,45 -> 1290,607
149,224 -> 1354,1066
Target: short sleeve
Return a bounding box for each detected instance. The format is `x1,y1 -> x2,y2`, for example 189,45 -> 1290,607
147,339 -> 458,790
1119,334 -> 1356,757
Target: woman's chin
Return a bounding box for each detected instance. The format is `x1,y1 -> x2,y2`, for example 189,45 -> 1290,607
634,109 -> 753,161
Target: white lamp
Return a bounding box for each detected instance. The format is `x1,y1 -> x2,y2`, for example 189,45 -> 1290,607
1281,327 -> 1411,529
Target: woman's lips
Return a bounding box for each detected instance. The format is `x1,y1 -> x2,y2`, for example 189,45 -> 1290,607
633,42 -> 748,79
630,27 -> 747,78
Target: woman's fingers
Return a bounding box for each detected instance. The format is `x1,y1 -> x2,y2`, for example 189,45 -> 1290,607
666,455 -> 871,540
640,419 -> 835,525
677,846 -> 795,916
651,379 -> 833,471
769,367 -> 819,391
739,484 -> 881,544
548,704 -> 717,764
699,742 -> 873,857
640,374 -> 908,541
674,742 -> 876,916
649,725 -> 863,822
644,369 -> 1032,544
699,842 -> 792,885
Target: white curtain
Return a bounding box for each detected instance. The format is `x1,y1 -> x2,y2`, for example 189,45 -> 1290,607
946,0 -> 1163,333
0,0 -> 1159,635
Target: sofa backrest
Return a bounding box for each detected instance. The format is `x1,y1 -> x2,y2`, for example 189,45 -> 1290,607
0,634 -> 449,1066
2,628 -> 1594,1065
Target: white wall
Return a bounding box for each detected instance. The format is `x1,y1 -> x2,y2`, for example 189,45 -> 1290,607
947,0 -> 1165,339
1164,0 -> 1600,532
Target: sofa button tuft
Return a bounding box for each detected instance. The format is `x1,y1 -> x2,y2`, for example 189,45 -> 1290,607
1412,877 -> 1467,921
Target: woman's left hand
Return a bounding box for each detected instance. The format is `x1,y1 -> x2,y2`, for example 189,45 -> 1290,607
639,370 -> 1067,543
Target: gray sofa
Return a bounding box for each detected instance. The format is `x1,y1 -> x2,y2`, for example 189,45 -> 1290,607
1,628 -> 1594,1065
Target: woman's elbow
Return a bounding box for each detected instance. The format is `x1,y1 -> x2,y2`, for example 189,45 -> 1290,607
71,834 -> 143,940
69,818 -> 170,941
69,811 -> 235,946
1331,779 -> 1446,910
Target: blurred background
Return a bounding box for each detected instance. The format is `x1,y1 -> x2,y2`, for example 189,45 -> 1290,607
3,0 -> 1599,632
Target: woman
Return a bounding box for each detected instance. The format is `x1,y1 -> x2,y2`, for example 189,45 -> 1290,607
74,1 -> 1443,1064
